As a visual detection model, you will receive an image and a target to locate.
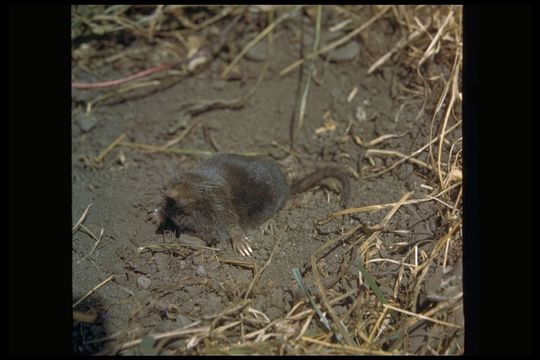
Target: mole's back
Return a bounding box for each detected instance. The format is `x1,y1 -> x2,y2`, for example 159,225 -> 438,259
199,154 -> 290,228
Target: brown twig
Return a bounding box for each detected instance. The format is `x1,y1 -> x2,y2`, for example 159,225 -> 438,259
364,120 -> 462,179
385,291 -> 463,351
203,125 -> 222,152
119,142 -> 212,157
299,336 -> 402,355
73,275 -> 115,309
311,237 -> 357,345
244,229 -> 282,300
72,63 -> 174,89
73,11 -> 243,90
221,6 -> 302,79
94,133 -> 127,164
167,52 -> 270,135
297,6 -> 322,134
383,303 -> 462,329
76,226 -> 104,264
72,203 -> 93,233
409,220 -> 462,311
86,80 -> 163,113
160,118 -> 203,150
279,6 -> 391,77
367,21 -> 428,74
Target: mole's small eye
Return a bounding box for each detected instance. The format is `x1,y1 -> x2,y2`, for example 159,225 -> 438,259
164,197 -> 176,208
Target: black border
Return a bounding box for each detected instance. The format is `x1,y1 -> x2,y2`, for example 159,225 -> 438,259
8,5 -> 73,356
8,4 -> 535,356
463,4 -> 534,356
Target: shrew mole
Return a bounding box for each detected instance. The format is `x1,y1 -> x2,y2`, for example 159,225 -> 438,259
155,153 -> 350,256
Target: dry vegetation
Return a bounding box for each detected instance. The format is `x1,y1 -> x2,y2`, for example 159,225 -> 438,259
72,5 -> 463,355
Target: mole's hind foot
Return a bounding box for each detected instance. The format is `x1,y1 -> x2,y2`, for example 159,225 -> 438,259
231,234 -> 253,257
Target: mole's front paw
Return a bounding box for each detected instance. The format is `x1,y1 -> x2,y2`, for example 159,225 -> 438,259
231,234 -> 253,257
261,219 -> 277,236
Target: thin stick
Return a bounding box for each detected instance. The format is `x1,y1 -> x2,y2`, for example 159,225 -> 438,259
72,63 -> 174,89
418,8 -> 454,66
79,224 -> 102,242
288,12 -> 305,149
221,5 -> 302,78
202,299 -> 252,321
445,138 -> 462,188
246,307 -> 271,323
330,18 -> 353,32
82,331 -> 122,345
77,226 -> 104,264
159,118 -> 202,150
203,125 -> 222,152
73,275 -> 114,309
294,312 -> 315,342
364,120 -> 461,179
386,292 -> 463,350
119,325 -> 210,351
72,203 -> 93,233
297,5 -> 322,133
280,6 -> 391,77
347,86 -> 358,102
311,250 -> 354,344
285,301 -> 306,319
365,258 -> 418,269
367,23 -> 427,74
451,185 -> 463,218
293,268 -> 331,332
437,48 -> 462,187
189,6 -> 237,31
299,336 -> 401,355
383,303 -> 462,329
319,184 -> 459,224
365,148 -> 442,174
357,192 -> 413,256
352,133 -> 406,147
410,220 -> 462,310
86,80 -> 162,113
168,45 -> 270,136
137,242 -> 220,253
94,134 -> 126,163
74,10 -> 243,90
286,290 -> 356,322
367,306 -> 389,343
244,229 -> 282,300
119,142 -> 212,157
422,194 -> 459,211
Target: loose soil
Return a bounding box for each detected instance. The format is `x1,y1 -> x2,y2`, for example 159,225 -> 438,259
72,6 -> 463,355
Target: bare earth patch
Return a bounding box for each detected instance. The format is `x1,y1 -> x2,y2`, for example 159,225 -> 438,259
72,5 -> 463,355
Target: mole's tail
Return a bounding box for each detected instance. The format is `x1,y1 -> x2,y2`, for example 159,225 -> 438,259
290,167 -> 351,207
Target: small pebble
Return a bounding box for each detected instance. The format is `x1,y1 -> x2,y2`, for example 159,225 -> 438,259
355,106 -> 367,122
246,41 -> 267,61
153,253 -> 170,273
137,276 -> 151,289
76,113 -> 98,132
196,265 -> 206,277
211,79 -> 227,90
175,313 -> 193,327
305,30 -> 361,62
327,40 -> 360,62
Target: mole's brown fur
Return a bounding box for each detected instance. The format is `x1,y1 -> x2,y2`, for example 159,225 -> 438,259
155,153 -> 350,255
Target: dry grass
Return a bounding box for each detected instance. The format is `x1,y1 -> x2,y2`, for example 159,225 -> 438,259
72,5 -> 463,355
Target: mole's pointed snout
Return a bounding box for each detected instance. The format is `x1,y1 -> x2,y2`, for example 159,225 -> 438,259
166,188 -> 180,199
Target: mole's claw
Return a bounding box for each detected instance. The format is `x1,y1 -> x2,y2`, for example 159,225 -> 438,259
232,235 -> 253,257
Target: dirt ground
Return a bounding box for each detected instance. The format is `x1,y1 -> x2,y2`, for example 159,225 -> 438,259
72,5 -> 463,355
